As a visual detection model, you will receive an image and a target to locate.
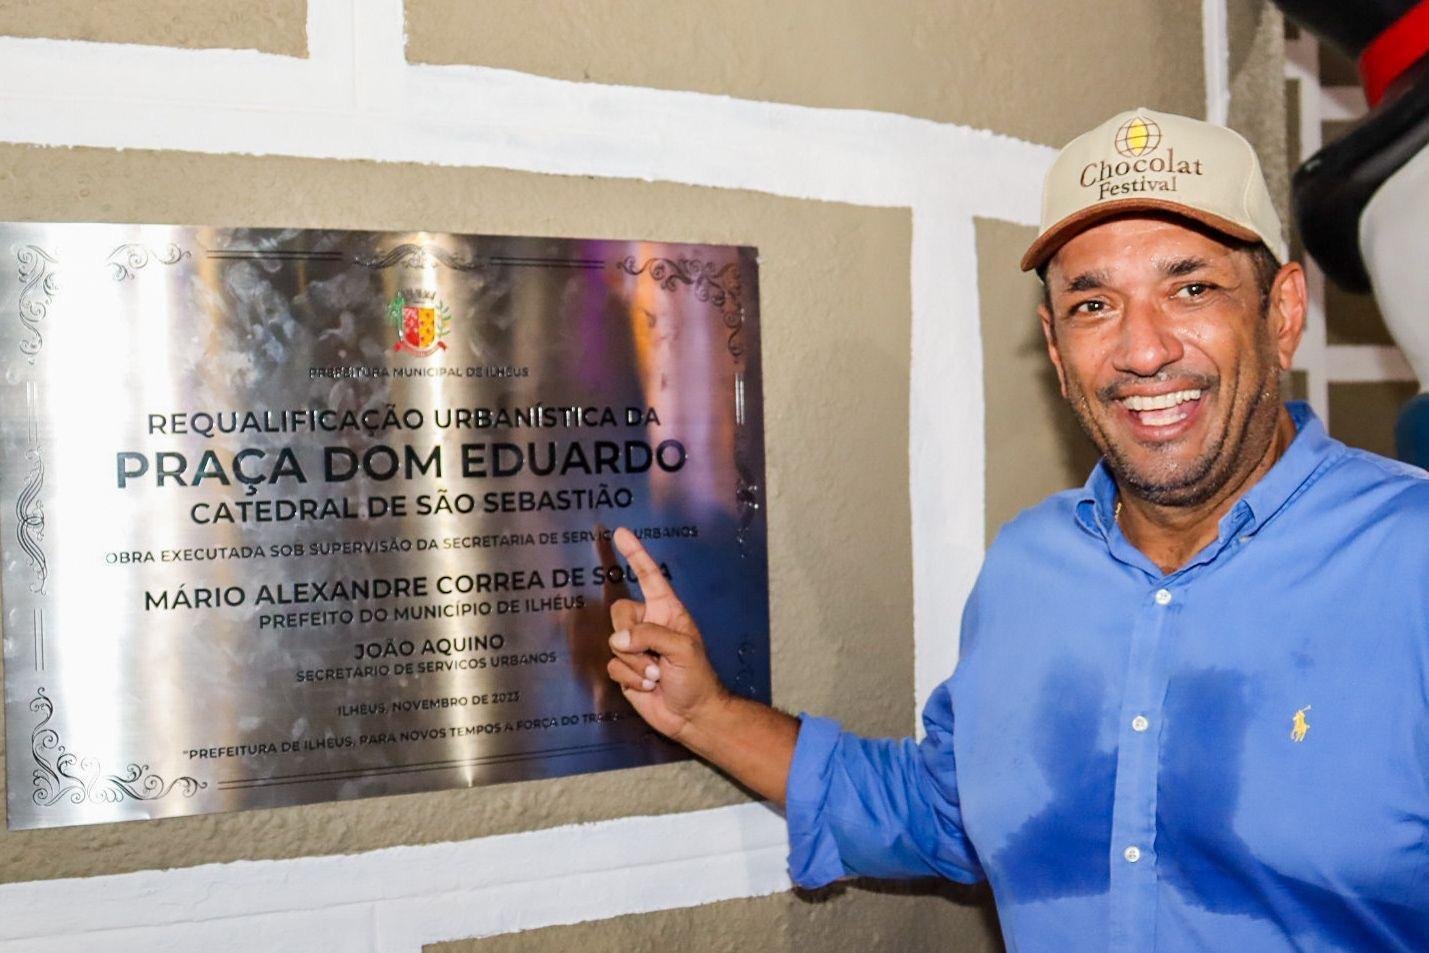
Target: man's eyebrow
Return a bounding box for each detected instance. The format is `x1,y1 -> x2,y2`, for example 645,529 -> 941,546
1158,256 -> 1211,278
1062,270 -> 1110,293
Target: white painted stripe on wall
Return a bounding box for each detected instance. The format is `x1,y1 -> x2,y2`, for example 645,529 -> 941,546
0,803 -> 789,953
0,0 -> 1050,216
910,207 -> 988,711
1327,344 -> 1418,383
0,0 -> 1055,948
1202,0 -> 1231,124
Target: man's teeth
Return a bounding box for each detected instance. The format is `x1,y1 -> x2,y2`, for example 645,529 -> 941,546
1121,389 -> 1203,412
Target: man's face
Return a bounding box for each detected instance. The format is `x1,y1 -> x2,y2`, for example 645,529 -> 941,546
1039,216 -> 1303,507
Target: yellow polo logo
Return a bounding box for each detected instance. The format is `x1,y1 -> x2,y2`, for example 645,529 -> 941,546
1114,116 -> 1162,158
1291,706 -> 1311,743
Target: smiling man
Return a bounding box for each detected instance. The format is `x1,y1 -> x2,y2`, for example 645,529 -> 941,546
606,109 -> 1429,951
1025,110 -> 1306,578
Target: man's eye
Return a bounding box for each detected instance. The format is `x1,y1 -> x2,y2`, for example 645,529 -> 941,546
1070,299 -> 1105,315
1177,282 -> 1214,298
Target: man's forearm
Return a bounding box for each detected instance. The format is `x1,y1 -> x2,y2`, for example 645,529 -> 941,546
677,694 -> 800,805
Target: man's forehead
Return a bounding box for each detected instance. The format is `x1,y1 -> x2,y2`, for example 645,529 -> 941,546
1045,216 -> 1243,286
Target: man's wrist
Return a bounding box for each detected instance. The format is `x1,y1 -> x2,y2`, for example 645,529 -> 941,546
675,688 -> 739,756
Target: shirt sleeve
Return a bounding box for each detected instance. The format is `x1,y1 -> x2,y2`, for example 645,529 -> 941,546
783,680 -> 984,888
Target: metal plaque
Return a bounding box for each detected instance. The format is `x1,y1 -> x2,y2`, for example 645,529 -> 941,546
0,224 -> 768,830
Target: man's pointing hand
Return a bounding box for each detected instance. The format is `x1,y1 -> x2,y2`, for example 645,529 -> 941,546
606,527 -> 729,743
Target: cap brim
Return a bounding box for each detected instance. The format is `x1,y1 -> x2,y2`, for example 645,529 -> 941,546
1019,198 -> 1262,272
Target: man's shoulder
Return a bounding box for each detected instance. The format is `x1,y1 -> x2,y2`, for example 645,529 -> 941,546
1288,445 -> 1429,562
985,486 -> 1092,559
1318,444 -> 1429,516
1332,444 -> 1428,481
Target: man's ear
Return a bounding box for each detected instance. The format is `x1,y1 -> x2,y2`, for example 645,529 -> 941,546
1267,261 -> 1307,370
1038,301 -> 1070,399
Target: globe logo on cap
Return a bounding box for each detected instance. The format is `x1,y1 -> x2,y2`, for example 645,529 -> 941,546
1114,115 -> 1162,158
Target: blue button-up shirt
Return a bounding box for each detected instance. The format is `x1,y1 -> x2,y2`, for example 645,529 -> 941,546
787,404 -> 1429,951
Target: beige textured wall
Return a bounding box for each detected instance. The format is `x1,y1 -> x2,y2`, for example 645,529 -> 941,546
1228,0 -> 1289,219
0,0 -> 306,55
406,0 -> 1206,146
0,2 -> 1293,951
978,218 -> 1100,544
428,881 -> 1003,953
1330,382 -> 1420,458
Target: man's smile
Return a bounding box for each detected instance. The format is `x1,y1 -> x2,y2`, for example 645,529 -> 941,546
1104,385 -> 1211,442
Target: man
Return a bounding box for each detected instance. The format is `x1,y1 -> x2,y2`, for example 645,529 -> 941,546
605,108 -> 1429,951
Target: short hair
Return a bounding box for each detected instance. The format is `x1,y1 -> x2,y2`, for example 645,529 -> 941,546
1246,242 -> 1280,312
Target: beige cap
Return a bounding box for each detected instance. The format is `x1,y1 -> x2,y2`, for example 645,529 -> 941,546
1020,107 -> 1287,272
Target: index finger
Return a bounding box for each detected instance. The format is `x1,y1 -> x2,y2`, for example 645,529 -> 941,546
613,527 -> 677,601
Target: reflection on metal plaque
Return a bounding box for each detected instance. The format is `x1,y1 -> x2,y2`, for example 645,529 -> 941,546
0,224 -> 768,830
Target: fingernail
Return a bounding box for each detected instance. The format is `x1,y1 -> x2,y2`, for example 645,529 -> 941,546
644,663 -> 661,681
640,678 -> 655,691
610,630 -> 630,650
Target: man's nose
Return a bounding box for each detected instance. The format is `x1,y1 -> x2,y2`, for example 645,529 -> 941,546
1112,299 -> 1184,377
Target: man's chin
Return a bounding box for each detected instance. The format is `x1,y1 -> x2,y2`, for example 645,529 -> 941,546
1105,451 -> 1222,507
1122,478 -> 1221,508
1075,406 -> 1229,506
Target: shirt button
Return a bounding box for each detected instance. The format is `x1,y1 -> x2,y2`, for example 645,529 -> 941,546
1124,846 -> 1142,863
1131,715 -> 1150,732
1154,588 -> 1173,606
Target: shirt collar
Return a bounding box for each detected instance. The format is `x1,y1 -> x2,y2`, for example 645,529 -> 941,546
1073,401 -> 1344,542
1074,460 -> 1119,538
1232,401 -> 1342,536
